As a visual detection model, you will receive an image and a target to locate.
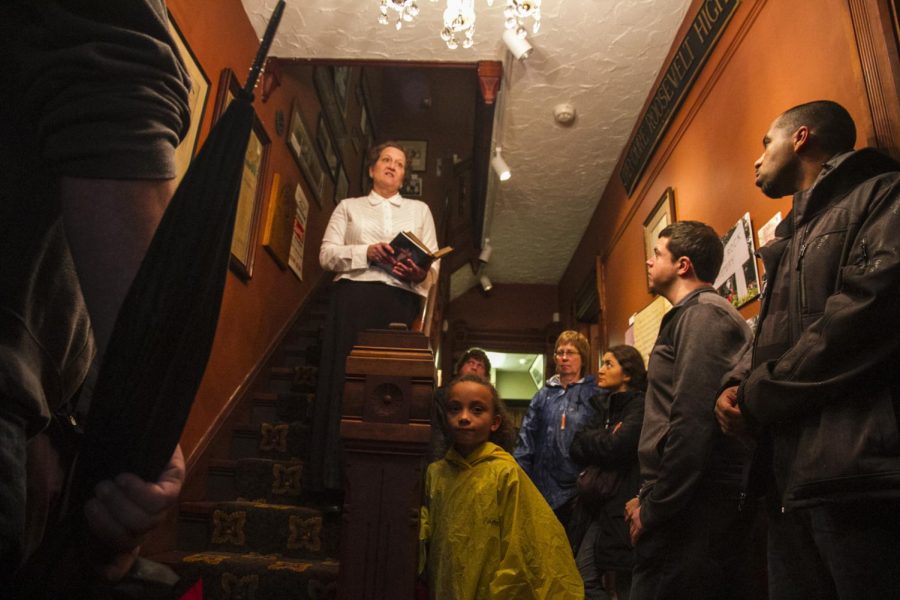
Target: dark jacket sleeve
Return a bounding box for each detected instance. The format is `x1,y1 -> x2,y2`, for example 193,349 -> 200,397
570,391 -> 644,470
740,175 -> 900,425
641,304 -> 752,532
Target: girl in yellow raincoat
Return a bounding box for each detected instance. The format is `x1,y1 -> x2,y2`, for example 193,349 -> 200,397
420,374 -> 583,599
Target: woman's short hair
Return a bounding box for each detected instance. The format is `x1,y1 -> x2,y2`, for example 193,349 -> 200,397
555,330 -> 591,377
367,141 -> 411,185
447,374 -> 516,451
607,344 -> 647,392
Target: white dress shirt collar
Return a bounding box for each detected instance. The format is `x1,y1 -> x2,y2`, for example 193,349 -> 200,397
368,190 -> 402,207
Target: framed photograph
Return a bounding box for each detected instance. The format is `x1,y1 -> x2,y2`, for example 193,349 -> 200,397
714,212 -> 761,308
643,187 -> 676,289
401,172 -> 423,197
334,164 -> 350,205
288,183 -> 311,281
167,13 -> 210,187
287,100 -> 326,207
316,113 -> 338,181
333,65 -> 351,117
262,173 -> 294,269
213,68 -> 270,280
314,65 -> 347,139
398,140 -> 427,172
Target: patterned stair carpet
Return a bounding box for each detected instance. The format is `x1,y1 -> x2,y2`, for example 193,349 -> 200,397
155,332 -> 341,599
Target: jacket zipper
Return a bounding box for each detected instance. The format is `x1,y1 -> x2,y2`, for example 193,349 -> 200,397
796,241 -> 808,312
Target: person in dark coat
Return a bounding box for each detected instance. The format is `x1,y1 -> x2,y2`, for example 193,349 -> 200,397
569,345 -> 646,600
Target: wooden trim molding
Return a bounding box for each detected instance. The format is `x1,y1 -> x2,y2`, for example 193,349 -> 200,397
847,0 -> 900,158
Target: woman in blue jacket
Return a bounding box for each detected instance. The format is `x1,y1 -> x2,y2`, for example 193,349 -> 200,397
514,330 -> 600,528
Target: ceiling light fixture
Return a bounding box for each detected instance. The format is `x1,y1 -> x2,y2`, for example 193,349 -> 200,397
502,27 -> 533,60
491,148 -> 511,181
377,0 -> 541,49
378,0 -> 420,30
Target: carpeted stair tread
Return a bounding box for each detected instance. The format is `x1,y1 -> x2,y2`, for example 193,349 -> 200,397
206,457 -> 305,504
152,550 -> 338,600
229,421 -> 310,460
177,500 -> 339,559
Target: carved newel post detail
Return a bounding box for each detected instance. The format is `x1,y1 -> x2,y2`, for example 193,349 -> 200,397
338,328 -> 434,599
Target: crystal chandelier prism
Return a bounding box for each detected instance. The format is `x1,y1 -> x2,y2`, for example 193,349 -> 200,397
378,0 -> 420,30
376,0 -> 542,48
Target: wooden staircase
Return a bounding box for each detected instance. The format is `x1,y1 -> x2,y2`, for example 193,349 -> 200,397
152,285 -> 342,599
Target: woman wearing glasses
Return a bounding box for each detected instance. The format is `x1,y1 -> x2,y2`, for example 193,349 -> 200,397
514,330 -> 600,528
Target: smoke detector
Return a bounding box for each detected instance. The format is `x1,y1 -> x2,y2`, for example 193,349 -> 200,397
553,103 -> 576,125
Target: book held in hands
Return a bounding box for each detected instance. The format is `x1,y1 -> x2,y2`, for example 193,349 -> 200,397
372,231 -> 453,279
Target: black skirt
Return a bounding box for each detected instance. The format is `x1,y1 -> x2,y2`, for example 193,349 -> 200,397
306,279 -> 422,492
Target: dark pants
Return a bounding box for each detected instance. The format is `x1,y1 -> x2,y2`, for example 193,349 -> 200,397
768,500 -> 900,600
306,280 -> 421,492
630,493 -> 764,600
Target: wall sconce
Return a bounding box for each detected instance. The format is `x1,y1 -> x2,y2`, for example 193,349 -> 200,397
503,28 -> 533,60
491,149 -> 511,181
479,274 -> 493,292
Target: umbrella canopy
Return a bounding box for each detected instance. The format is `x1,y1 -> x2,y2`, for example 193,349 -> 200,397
19,2 -> 286,596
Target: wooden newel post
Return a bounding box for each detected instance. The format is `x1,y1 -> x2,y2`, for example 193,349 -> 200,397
337,328 -> 434,599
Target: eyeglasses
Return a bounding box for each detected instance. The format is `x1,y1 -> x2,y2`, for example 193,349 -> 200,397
554,350 -> 578,358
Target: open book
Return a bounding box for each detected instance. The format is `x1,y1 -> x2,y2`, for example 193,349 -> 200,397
371,231 -> 453,279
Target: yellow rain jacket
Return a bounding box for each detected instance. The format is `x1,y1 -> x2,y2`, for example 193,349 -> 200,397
420,442 -> 583,599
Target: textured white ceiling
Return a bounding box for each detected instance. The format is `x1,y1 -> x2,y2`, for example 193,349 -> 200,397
242,0 -> 691,296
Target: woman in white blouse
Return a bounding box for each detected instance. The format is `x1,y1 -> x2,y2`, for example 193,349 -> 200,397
308,141 -> 439,494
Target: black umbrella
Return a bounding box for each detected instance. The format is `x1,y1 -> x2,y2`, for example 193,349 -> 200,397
19,2 -> 286,596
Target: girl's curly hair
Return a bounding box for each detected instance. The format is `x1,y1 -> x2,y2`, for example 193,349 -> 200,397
446,374 -> 517,452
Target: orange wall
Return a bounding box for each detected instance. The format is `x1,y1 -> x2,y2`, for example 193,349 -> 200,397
562,0 -> 886,347
167,0 -> 334,461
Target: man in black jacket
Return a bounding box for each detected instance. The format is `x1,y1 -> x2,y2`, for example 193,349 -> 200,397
626,221 -> 756,600
716,100 -> 900,599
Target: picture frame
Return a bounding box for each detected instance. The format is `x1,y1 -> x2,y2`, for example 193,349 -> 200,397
357,70 -> 376,139
288,183 -> 311,281
401,172 -> 423,197
167,13 -> 210,187
713,212 -> 761,308
334,163 -> 350,205
333,65 -> 351,117
262,172 -> 294,269
213,68 -> 271,280
398,140 -> 427,172
287,100 -> 326,208
313,65 -> 348,139
316,113 -> 339,181
642,187 -> 676,290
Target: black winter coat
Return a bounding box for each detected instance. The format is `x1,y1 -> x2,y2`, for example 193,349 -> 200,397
569,388 -> 644,570
734,149 -> 900,509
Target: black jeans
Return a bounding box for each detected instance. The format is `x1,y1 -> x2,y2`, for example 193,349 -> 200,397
768,500 -> 900,600
630,492 -> 765,600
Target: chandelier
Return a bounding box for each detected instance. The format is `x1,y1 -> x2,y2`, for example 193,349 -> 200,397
377,0 -> 542,49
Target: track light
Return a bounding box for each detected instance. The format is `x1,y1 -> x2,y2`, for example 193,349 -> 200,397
478,238 -> 493,264
479,274 -> 493,292
491,149 -> 511,181
503,28 -> 533,60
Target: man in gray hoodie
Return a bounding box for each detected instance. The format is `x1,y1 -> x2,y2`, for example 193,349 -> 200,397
626,221 -> 757,600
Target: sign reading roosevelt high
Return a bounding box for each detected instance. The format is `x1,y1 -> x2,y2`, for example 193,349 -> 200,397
619,0 -> 740,195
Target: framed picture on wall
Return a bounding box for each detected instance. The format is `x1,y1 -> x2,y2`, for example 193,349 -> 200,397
398,140 -> 427,172
333,65 -> 351,117
316,113 -> 339,180
213,68 -> 271,280
287,100 -> 326,207
401,172 -> 423,197
167,13 -> 210,187
642,187 -> 675,290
